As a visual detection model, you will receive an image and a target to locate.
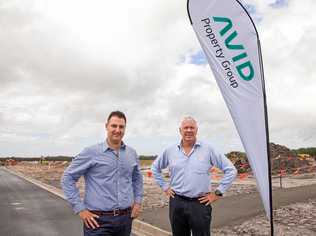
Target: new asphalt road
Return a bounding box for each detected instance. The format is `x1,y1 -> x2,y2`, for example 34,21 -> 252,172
139,182 -> 316,232
0,167 -> 82,236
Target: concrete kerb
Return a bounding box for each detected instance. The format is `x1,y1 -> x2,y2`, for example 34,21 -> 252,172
132,219 -> 172,236
3,167 -> 172,236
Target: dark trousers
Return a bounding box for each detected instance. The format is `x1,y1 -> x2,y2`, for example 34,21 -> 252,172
83,214 -> 132,236
169,195 -> 212,236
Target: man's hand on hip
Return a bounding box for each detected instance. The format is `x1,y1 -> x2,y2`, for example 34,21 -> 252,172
79,210 -> 100,229
198,192 -> 221,206
131,203 -> 141,219
164,188 -> 175,198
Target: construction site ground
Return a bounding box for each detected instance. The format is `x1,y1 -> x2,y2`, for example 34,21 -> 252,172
5,161 -> 316,235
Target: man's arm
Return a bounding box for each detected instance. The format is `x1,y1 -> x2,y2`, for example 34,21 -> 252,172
132,153 -> 143,204
210,146 -> 237,194
131,152 -> 143,218
61,148 -> 93,214
151,150 -> 171,193
61,148 -> 101,229
199,145 -> 237,205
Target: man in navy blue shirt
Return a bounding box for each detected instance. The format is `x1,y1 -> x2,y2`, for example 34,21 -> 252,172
62,111 -> 143,236
152,116 -> 237,236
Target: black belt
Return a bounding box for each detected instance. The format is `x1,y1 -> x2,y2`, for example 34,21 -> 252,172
175,194 -> 200,201
90,207 -> 131,216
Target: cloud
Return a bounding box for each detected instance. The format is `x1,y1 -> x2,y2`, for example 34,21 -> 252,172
0,0 -> 315,156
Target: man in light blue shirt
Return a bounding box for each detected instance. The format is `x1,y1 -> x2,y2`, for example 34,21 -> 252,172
61,111 -> 143,236
151,116 -> 237,236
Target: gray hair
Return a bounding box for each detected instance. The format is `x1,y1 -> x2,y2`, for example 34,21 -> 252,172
179,116 -> 197,127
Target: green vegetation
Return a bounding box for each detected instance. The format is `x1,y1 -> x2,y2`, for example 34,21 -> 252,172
292,147 -> 316,157
0,156 -> 73,161
0,155 -> 157,162
139,155 -> 157,160
2,145 -> 315,163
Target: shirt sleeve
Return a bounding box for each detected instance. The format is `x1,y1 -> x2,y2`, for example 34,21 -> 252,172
61,148 -> 93,214
151,150 -> 170,191
132,152 -> 143,204
210,146 -> 237,194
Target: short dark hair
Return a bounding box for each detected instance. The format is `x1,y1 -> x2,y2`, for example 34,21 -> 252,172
107,111 -> 126,123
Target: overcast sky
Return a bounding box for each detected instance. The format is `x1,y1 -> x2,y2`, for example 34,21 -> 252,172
0,0 -> 315,157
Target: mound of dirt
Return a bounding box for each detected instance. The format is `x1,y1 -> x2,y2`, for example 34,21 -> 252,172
228,143 -> 316,175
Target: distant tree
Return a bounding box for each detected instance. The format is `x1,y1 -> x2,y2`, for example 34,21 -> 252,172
292,147 -> 316,156
45,156 -> 73,161
139,155 -> 157,160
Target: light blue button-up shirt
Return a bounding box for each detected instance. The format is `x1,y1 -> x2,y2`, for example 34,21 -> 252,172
61,141 -> 143,214
151,140 -> 237,198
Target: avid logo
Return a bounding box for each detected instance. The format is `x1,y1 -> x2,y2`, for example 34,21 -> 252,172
213,17 -> 254,81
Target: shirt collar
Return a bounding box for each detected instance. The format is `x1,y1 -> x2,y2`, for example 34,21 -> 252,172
177,140 -> 201,150
102,140 -> 126,152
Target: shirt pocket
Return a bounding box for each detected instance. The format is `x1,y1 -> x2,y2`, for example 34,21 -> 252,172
169,158 -> 186,174
192,163 -> 210,175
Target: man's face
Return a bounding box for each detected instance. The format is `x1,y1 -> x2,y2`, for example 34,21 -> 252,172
179,119 -> 198,143
106,116 -> 126,144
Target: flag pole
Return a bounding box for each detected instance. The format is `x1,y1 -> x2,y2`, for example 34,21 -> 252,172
258,38 -> 274,236
186,0 -> 274,234
233,2 -> 274,234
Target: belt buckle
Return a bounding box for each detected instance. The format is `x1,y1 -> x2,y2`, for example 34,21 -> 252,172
113,209 -> 119,216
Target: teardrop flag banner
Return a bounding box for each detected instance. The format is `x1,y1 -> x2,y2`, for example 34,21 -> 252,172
187,0 -> 274,234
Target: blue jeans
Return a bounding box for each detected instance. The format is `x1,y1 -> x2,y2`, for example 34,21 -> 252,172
83,214 -> 132,236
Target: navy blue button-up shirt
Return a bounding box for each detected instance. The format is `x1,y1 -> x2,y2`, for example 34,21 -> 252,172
61,141 -> 143,213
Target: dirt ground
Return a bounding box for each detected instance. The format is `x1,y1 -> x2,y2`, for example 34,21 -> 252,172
212,199 -> 316,236
7,161 -> 316,235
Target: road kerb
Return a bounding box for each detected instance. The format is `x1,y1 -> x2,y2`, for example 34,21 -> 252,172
3,167 -> 172,236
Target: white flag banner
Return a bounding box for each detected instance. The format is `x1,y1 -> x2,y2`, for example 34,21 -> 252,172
187,0 -> 271,219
